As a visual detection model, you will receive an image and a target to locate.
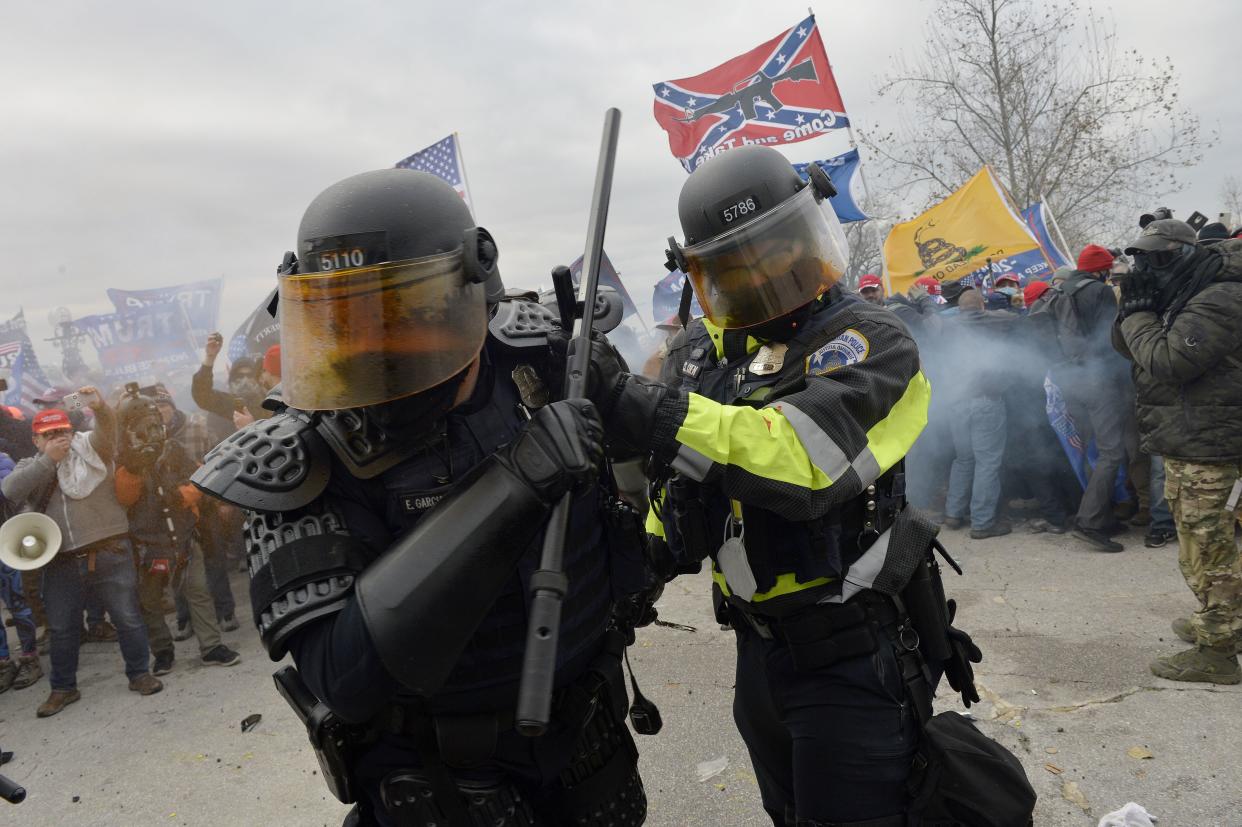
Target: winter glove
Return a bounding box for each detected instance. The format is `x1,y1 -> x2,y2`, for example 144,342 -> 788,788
1118,269 -> 1158,318
943,598 -> 983,707
498,398 -> 604,504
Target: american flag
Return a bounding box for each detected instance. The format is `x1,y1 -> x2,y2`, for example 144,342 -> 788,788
395,133 -> 474,214
0,313 -> 52,412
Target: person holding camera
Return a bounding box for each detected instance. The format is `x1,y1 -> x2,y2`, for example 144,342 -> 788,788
1113,220 -> 1242,684
0,388 -> 162,717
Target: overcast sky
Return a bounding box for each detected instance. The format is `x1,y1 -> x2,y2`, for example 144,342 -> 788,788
2,0 -> 1238,363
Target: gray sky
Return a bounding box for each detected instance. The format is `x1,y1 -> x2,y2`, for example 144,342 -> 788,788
2,0 -> 1238,366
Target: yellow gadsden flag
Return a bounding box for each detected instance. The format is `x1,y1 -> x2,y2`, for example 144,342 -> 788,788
883,167 -> 1045,294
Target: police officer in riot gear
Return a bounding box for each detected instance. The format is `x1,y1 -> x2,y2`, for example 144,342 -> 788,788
571,145 -> 981,825
193,168 -> 650,826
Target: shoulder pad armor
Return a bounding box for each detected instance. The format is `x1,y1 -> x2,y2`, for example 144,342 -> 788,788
488,297 -> 559,349
246,504 -> 369,659
191,410 -> 330,511
315,407 -> 437,480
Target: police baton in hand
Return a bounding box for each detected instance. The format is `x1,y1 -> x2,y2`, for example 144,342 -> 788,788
516,107 -> 622,736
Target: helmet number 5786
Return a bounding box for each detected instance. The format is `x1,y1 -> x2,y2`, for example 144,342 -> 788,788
721,198 -> 758,224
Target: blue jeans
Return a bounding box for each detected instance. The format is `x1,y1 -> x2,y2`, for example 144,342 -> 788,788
1149,454 -> 1174,532
42,537 -> 151,690
946,396 -> 1007,530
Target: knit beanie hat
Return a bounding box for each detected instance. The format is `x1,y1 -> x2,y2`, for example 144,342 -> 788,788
1076,244 -> 1115,273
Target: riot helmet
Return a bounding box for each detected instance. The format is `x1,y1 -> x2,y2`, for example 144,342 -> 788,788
668,145 -> 848,330
279,169 -> 501,411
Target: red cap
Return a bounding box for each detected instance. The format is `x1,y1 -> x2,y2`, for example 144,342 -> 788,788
263,344 -> 282,379
3,405 -> 26,421
914,276 -> 941,295
858,274 -> 883,291
1023,281 -> 1051,306
1077,244 -> 1115,273
31,408 -> 72,435
994,273 -> 1020,286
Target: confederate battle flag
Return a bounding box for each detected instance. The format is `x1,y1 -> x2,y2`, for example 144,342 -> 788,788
652,15 -> 849,172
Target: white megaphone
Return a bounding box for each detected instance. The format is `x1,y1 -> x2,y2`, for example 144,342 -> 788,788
0,512 -> 62,571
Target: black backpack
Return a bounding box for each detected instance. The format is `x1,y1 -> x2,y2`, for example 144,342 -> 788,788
906,711 -> 1037,826
1026,279 -> 1091,363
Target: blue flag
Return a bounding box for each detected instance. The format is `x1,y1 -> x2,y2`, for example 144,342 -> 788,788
792,148 -> 867,223
75,302 -> 200,383
568,251 -> 638,319
1045,375 -> 1128,500
652,269 -> 704,324
1021,202 -> 1069,270
228,289 -> 280,362
107,278 -> 223,347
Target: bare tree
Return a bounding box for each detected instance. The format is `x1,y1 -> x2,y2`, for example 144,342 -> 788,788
843,220 -> 884,290
862,0 -> 1209,249
840,188 -> 898,291
1220,175 -> 1242,228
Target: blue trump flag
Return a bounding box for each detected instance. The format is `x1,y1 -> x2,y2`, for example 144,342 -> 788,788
652,269 -> 704,324
107,278 -> 223,346
75,302 -> 200,383
792,148 -> 867,223
1021,202 -> 1070,269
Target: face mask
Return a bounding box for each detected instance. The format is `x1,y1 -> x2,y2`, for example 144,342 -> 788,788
229,377 -> 263,401
996,287 -> 1018,298
370,366 -> 470,434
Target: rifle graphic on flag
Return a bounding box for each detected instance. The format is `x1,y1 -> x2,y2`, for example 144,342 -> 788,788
652,14 -> 849,172
395,133 -> 475,215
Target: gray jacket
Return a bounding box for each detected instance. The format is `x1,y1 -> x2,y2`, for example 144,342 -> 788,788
1,426 -> 129,552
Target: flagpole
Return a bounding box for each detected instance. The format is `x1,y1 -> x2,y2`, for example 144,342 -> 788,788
454,131 -> 478,218
807,6 -> 887,291
1041,193 -> 1073,261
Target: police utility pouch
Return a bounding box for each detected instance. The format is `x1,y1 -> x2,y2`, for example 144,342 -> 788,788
777,602 -> 877,673
906,711 -> 1037,827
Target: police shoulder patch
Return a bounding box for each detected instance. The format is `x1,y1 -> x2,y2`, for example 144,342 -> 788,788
806,328 -> 870,375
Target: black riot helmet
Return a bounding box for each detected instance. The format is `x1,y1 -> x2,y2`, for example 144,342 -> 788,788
279,169 -> 502,411
668,145 -> 849,330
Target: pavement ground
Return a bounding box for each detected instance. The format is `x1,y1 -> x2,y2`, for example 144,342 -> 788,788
0,519 -> 1238,826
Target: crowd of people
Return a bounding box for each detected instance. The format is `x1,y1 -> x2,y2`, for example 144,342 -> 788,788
0,339 -> 283,717
853,210 -> 1242,684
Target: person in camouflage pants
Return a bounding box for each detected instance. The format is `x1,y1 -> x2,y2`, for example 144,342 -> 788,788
1164,460 -> 1242,652
1114,223 -> 1242,684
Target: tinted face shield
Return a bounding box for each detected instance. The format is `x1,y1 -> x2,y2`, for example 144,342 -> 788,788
682,187 -> 848,329
279,250 -> 487,411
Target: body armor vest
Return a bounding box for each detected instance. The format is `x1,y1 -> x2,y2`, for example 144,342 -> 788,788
326,343 -> 613,709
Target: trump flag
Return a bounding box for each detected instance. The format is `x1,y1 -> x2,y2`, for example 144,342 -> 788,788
653,15 -> 848,172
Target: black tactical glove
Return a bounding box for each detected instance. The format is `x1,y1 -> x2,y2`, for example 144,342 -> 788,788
498,398 -> 604,504
943,598 -> 983,707
547,327 -> 629,401
1118,269 -> 1158,318
550,330 -> 686,461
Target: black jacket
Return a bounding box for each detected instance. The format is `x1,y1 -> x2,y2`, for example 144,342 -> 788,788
1113,241 -> 1242,461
